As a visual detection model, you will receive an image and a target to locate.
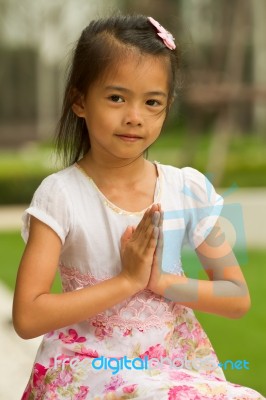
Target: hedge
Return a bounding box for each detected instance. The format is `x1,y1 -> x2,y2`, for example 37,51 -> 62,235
0,173 -> 48,204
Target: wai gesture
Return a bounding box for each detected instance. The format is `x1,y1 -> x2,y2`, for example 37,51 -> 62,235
120,204 -> 165,294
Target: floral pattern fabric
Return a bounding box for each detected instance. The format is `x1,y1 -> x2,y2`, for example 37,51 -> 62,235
21,163 -> 265,399
21,268 -> 264,399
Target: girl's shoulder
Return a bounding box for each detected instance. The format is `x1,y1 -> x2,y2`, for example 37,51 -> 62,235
158,162 -> 209,189
157,162 -> 223,207
40,164 -> 77,184
22,165 -> 77,244
34,164 -> 78,196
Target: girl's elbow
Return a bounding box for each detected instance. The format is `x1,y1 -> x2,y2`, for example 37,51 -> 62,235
12,315 -> 31,339
231,294 -> 251,319
12,308 -> 38,340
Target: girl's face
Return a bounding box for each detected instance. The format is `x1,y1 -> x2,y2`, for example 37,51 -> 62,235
73,53 -> 170,164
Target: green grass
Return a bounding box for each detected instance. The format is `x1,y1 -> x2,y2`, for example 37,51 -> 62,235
182,247 -> 266,395
0,231 -> 265,395
0,231 -> 62,293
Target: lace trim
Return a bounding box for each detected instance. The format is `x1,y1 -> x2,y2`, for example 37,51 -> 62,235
74,161 -> 161,216
59,264 -> 177,331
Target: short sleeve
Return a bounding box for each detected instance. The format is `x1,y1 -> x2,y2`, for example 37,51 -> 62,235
181,167 -> 224,249
21,174 -> 72,245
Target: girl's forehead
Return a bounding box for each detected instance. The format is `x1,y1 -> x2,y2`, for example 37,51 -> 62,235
99,53 -> 170,91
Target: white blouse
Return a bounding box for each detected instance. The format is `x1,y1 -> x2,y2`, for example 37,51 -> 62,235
22,161 -> 224,281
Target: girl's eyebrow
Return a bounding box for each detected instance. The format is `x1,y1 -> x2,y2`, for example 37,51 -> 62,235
104,85 -> 167,97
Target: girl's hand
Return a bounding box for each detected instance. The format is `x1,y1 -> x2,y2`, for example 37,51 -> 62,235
147,210 -> 185,297
147,207 -> 166,294
119,204 -> 161,291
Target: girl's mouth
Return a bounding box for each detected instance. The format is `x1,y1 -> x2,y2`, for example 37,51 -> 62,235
116,134 -> 142,142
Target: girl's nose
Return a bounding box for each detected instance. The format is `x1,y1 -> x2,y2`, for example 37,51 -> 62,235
124,106 -> 143,126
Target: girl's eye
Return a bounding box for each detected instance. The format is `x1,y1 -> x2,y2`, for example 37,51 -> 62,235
109,95 -> 124,103
146,99 -> 161,107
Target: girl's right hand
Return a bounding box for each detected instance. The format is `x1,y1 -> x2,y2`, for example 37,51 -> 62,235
119,204 -> 161,291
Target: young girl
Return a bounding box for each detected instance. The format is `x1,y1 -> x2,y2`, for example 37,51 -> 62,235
13,14 -> 264,400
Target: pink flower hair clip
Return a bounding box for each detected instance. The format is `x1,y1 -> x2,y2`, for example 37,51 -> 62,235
148,16 -> 176,50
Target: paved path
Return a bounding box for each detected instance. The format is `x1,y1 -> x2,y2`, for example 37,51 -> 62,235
0,205 -> 27,231
0,206 -> 41,399
221,188 -> 266,248
0,189 -> 265,398
0,283 -> 42,399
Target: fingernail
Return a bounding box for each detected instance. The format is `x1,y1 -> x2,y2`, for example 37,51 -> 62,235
152,211 -> 160,225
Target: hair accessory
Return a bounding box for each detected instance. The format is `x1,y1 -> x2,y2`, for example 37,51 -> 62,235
148,16 -> 176,50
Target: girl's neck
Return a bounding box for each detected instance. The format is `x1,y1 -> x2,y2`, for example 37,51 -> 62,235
78,151 -> 152,186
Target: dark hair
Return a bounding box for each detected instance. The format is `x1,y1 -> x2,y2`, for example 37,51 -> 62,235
55,14 -> 181,166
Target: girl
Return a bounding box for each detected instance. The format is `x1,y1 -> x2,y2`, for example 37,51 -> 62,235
13,14 -> 264,400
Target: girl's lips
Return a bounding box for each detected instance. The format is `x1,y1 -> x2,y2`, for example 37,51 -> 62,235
116,134 -> 142,142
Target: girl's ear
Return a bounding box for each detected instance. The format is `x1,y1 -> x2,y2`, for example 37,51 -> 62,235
72,90 -> 86,118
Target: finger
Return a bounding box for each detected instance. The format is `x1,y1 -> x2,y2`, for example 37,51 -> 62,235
155,209 -> 164,262
158,209 -> 164,231
133,205 -> 157,240
121,226 -> 134,247
144,226 -> 159,254
155,226 -> 164,259
133,203 -> 161,251
142,206 -> 160,233
151,210 -> 160,228
136,209 -> 161,251
132,207 -> 151,239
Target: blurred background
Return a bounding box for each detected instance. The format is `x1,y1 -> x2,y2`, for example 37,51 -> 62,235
0,0 -> 265,398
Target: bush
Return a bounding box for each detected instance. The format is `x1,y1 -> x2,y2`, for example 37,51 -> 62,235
0,173 -> 48,204
0,145 -> 56,204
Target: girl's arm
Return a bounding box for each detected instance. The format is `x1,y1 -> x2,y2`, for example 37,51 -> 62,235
13,206 -> 160,339
148,217 -> 251,319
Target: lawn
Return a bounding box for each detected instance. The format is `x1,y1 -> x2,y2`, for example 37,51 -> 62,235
0,231 -> 265,395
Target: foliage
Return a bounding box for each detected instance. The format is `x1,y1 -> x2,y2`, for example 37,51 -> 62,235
0,145 -> 57,204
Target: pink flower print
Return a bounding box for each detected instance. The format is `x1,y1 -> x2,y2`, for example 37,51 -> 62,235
32,363 -> 48,387
59,328 -> 86,344
168,385 -> 207,400
75,385 -> 90,399
75,346 -> 99,358
59,369 -> 73,385
53,369 -> 73,387
191,325 -> 204,341
168,371 -> 194,381
140,343 -> 167,360
171,349 -> 186,360
92,320 -> 113,340
198,370 -> 224,382
48,393 -> 58,400
22,382 -> 32,400
122,384 -> 138,394
49,354 -> 70,368
47,380 -> 59,393
123,328 -> 132,336
175,322 -> 191,340
148,16 -> 176,50
104,375 -> 125,392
